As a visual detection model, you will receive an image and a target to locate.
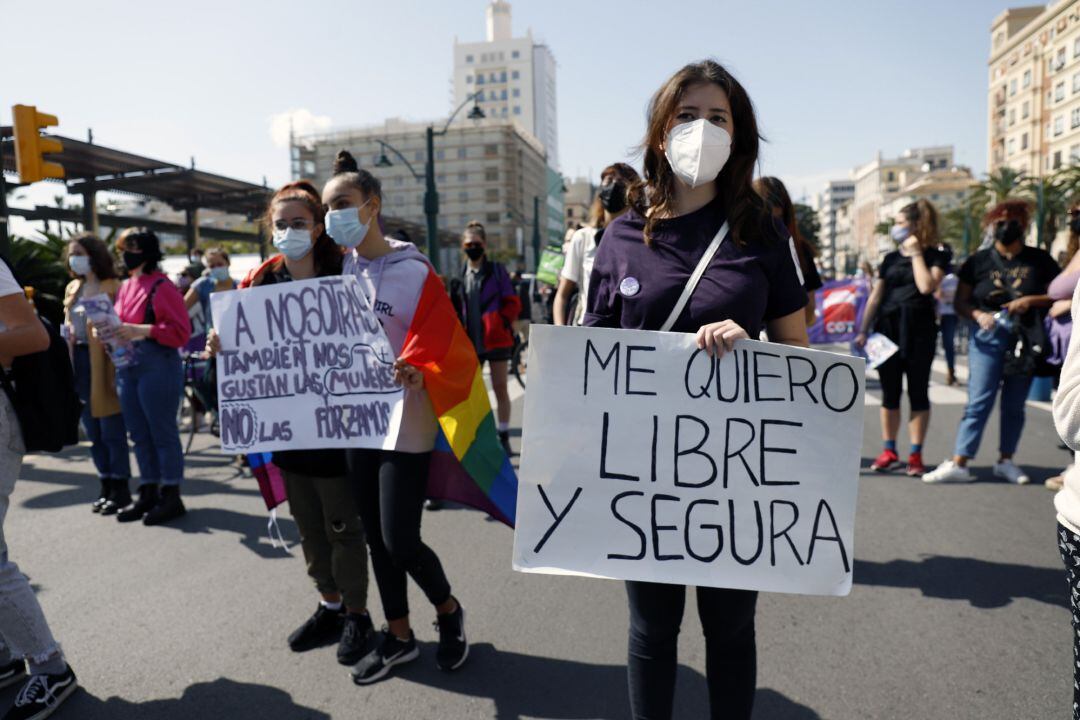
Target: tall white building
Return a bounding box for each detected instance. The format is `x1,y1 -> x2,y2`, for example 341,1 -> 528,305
453,1 -> 559,169
816,180 -> 855,276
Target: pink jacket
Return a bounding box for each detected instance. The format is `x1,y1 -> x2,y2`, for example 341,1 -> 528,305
114,271 -> 192,349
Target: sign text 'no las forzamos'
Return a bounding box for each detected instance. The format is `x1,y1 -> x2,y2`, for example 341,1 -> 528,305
513,325 -> 864,596
210,275 -> 404,454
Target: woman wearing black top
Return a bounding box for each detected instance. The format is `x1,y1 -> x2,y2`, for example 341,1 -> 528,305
209,181 -> 374,670
856,200 -> 947,477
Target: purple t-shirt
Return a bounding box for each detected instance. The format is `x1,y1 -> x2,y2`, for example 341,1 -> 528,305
582,195 -> 807,335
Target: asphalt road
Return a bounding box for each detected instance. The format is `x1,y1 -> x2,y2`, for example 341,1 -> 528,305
1,351 -> 1071,719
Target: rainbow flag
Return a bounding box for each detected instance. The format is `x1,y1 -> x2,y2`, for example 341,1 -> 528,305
400,269 -> 518,527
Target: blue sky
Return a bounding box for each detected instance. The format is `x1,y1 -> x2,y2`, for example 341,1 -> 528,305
6,0 -> 1007,205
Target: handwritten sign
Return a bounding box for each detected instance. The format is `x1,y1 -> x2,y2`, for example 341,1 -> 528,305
512,325 -> 864,597
210,276 -> 404,454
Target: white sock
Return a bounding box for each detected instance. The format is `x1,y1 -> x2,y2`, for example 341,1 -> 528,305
497,422 -> 510,433
320,600 -> 342,611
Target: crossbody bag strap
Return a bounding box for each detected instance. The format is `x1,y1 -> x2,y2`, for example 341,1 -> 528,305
659,221 -> 729,333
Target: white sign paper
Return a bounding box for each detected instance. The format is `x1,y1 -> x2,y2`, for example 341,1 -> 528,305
863,332 -> 899,370
210,275 -> 404,454
513,325 -> 864,597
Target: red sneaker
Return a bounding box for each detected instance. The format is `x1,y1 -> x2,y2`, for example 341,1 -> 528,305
906,452 -> 926,477
870,449 -> 901,472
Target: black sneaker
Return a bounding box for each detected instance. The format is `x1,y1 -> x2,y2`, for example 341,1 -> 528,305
423,499 -> 444,511
350,630 -> 418,685
143,485 -> 186,526
288,604 -> 344,652
3,665 -> 78,720
435,601 -> 468,671
0,659 -> 25,690
337,612 -> 375,666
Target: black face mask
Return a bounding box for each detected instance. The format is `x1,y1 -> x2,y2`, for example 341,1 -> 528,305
464,246 -> 485,261
598,182 -> 626,213
994,220 -> 1024,246
1071,215 -> 1080,235
122,252 -> 145,272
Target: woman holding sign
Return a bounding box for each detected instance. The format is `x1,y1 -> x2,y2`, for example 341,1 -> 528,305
855,200 -> 947,477
323,151 -> 469,684
583,60 -> 809,720
62,233 -> 131,515
211,181 -> 377,670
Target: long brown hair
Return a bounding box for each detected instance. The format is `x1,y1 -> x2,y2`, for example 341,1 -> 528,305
263,180 -> 343,277
628,59 -> 769,246
900,199 -> 939,249
753,176 -> 817,258
65,232 -> 119,280
588,163 -> 641,230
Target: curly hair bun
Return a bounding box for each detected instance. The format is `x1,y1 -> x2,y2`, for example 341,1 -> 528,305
333,150 -> 359,175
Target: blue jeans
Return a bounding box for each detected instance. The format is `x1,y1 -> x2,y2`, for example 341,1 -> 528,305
939,313 -> 957,372
954,322 -> 1033,459
116,341 -> 184,486
73,345 -> 130,480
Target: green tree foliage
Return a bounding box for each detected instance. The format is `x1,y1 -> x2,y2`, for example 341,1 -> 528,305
3,232 -> 69,326
794,203 -> 820,251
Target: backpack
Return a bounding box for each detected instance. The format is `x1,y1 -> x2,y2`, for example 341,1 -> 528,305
0,261 -> 83,453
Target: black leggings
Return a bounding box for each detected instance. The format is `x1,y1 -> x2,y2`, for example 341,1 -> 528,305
1058,523 -> 1080,720
347,449 -> 451,621
626,581 -> 757,720
877,347 -> 933,412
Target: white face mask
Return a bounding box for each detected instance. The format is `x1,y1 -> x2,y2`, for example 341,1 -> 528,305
68,255 -> 91,276
272,227 -> 313,260
664,119 -> 732,189
325,201 -> 372,249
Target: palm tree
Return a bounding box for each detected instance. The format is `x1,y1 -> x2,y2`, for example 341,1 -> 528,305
973,166 -> 1028,208
5,232 -> 70,326
1023,171 -> 1070,251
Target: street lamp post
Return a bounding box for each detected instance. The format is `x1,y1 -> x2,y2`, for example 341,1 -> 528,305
375,95 -> 484,273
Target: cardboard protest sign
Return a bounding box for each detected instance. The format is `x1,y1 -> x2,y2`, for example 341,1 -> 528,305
513,325 -> 864,597
210,276 -> 404,454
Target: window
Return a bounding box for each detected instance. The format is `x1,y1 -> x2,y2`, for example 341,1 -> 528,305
567,208 -> 574,218
485,168 -> 498,181
1072,144 -> 1080,163
1022,132 -> 1029,150
489,72 -> 497,82
500,71 -> 507,82
485,189 -> 500,203
486,212 -> 500,224
1055,150 -> 1064,169
1072,107 -> 1080,128
1009,108 -> 1016,126
1075,37 -> 1080,57
512,50 -> 520,59
458,171 -> 467,182
886,171 -> 895,182
476,75 -> 485,85
1024,69 -> 1032,87
484,144 -> 498,157
512,70 -> 520,79
513,105 -> 522,115
1060,48 -> 1068,66
1010,78 -> 1018,95
458,191 -> 468,202
1057,82 -> 1066,101
1074,72 -> 1080,93
501,106 -> 508,117
501,89 -> 507,100
1056,115 -> 1066,135
1022,100 -> 1030,119
512,88 -> 520,98
465,54 -> 474,63
1008,137 -> 1016,155
436,150 -> 445,160
476,90 -> 485,101
466,75 -> 473,84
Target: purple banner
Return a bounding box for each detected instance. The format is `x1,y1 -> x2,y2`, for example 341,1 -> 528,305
807,278 -> 871,345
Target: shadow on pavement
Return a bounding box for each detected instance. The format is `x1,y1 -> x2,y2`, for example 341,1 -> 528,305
855,556 -> 1067,609
42,678 -> 329,720
153,507 -> 298,560
392,642 -> 819,719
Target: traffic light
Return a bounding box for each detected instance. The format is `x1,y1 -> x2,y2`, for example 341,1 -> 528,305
12,105 -> 63,183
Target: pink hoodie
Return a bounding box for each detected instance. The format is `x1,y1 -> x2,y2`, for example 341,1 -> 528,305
344,240 -> 439,453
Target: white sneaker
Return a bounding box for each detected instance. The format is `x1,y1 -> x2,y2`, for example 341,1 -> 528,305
922,460 -> 975,484
993,460 -> 1030,485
